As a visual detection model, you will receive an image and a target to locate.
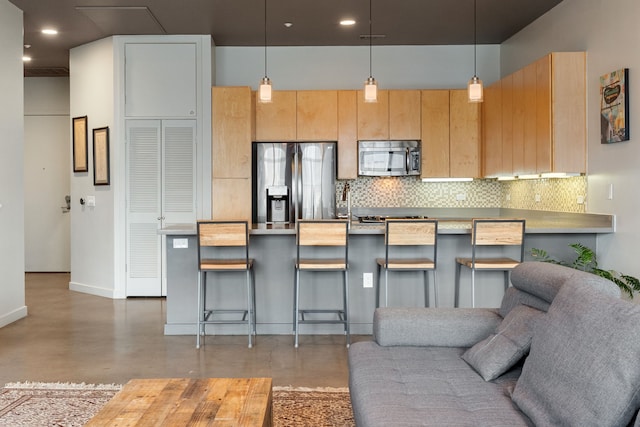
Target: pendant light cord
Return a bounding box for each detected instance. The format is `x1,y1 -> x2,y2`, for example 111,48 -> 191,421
473,0 -> 477,77
264,0 -> 268,78
369,0 -> 373,78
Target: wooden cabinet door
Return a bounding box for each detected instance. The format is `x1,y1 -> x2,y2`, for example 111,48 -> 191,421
338,90 -> 358,179
357,89 -> 389,140
523,62 -> 538,174
501,74 -> 514,175
212,178 -> 252,222
389,90 -> 421,140
550,52 -> 586,174
255,90 -> 296,141
450,90 -> 481,178
511,69 -> 525,175
535,54 -> 552,173
482,81 -> 503,177
212,86 -> 252,178
297,90 -> 338,141
420,90 -> 450,178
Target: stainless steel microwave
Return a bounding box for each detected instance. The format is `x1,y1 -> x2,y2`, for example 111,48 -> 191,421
358,140 -> 421,176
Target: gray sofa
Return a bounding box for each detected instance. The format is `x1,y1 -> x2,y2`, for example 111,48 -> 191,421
348,262 -> 640,427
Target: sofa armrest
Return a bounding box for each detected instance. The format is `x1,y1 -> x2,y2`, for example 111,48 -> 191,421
373,307 -> 502,347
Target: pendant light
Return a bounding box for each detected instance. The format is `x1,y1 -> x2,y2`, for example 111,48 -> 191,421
468,0 -> 483,103
364,0 -> 378,103
258,0 -> 272,103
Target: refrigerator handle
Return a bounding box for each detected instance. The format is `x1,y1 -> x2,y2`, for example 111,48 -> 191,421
292,145 -> 299,222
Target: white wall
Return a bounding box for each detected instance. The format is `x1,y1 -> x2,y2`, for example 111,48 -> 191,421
0,0 -> 27,327
69,37 -> 116,298
501,0 -> 640,280
24,77 -> 71,272
215,45 -> 500,89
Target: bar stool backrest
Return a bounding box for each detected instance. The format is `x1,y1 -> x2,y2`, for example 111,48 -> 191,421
386,220 -> 437,246
296,220 -> 349,264
472,219 -> 525,247
197,221 -> 250,269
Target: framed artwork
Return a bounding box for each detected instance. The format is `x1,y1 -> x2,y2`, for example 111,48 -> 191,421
600,68 -> 629,144
92,127 -> 110,186
72,116 -> 88,172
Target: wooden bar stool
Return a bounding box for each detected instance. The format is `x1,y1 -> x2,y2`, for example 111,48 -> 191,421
454,218 -> 526,308
196,220 -> 256,349
293,219 -> 349,348
376,219 -> 439,308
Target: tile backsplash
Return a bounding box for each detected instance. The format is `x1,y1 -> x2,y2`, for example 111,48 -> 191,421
337,175 -> 587,213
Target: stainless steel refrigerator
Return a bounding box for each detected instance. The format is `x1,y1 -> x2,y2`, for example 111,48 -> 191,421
253,142 -> 336,224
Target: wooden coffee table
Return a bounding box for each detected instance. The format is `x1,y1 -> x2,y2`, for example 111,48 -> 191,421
86,377 -> 272,426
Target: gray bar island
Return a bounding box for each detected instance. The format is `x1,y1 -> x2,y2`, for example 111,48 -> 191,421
161,208 -> 614,336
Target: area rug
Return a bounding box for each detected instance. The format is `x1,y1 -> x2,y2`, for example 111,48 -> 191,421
1,382 -> 355,426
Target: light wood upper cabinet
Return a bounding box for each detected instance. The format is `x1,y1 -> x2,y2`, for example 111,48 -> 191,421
449,90 -> 481,178
537,52 -> 586,174
511,68 -> 525,175
255,90 -> 296,141
482,81 -> 503,177
482,52 -> 586,177
338,90 -> 358,179
212,86 -> 252,179
357,90 -> 389,140
389,90 -> 421,140
421,90 -> 450,178
296,90 -> 338,141
421,90 -> 481,178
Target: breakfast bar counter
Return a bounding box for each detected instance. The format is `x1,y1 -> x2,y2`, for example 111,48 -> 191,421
161,209 -> 614,336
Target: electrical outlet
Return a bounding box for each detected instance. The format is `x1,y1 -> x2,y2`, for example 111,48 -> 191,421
577,195 -> 585,205
86,195 -> 96,206
363,272 -> 373,288
456,193 -> 466,201
506,194 -> 511,201
535,194 -> 541,203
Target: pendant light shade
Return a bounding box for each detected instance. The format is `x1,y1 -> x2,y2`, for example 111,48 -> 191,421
468,0 -> 483,103
258,0 -> 272,103
364,0 -> 378,103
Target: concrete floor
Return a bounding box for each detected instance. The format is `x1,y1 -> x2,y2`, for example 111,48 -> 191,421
0,273 -> 367,387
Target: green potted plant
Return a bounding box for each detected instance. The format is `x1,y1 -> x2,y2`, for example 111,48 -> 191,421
530,243 -> 640,298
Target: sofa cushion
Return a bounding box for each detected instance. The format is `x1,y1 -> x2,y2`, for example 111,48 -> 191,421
462,304 -> 544,381
509,262 -> 620,304
349,342 -> 531,426
512,280 -> 640,427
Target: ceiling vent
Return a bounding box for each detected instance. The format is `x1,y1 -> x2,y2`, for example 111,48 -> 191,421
24,67 -> 70,77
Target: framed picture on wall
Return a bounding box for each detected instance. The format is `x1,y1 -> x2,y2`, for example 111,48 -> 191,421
92,126 -> 110,186
600,68 -> 629,144
72,116 -> 88,172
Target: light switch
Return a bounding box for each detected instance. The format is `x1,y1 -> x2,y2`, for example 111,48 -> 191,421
173,238 -> 188,249
86,196 -> 96,207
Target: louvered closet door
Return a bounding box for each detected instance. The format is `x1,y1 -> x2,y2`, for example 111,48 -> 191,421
126,120 -> 196,297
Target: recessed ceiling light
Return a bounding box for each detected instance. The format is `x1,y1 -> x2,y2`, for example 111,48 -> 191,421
284,22 -> 293,28
22,56 -> 32,62
41,28 -> 58,35
340,19 -> 356,26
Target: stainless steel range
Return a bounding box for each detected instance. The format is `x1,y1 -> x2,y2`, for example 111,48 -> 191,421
356,215 -> 429,224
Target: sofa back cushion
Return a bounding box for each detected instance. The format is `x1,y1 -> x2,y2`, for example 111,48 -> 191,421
512,280 -> 640,427
501,261 -> 620,317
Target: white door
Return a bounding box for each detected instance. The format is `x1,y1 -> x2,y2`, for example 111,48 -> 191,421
126,120 -> 196,296
24,115 -> 71,272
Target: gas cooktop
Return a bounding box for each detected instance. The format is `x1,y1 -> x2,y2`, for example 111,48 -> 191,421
356,215 -> 429,224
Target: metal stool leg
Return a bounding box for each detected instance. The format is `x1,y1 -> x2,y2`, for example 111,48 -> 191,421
423,270 -> 429,307
294,268 -> 300,348
384,269 -> 389,307
433,270 -> 438,307
344,270 -> 350,348
246,269 -> 252,348
471,268 -> 476,308
375,263 -> 382,308
196,270 -> 202,348
454,262 -> 462,308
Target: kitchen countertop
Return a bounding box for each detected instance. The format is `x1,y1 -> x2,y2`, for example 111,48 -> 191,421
159,209 -> 615,236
